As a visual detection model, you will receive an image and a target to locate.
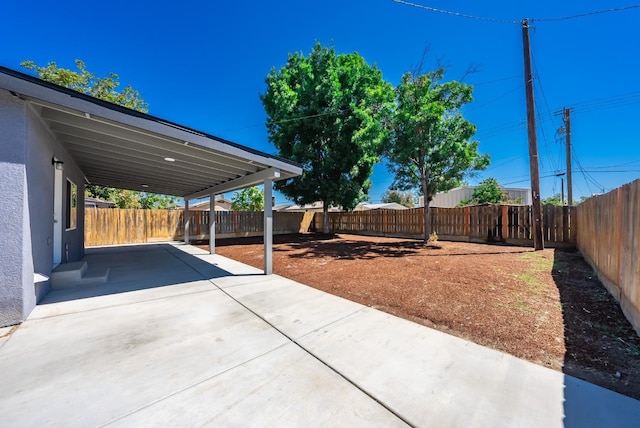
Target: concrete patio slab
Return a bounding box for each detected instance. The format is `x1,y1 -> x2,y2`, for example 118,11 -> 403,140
222,276 -> 366,339
1,242 -> 639,428
108,342 -> 407,427
0,325 -> 16,348
0,286 -> 289,427
296,307 -> 640,428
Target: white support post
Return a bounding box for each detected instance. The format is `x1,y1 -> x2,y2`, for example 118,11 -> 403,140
184,198 -> 190,244
263,180 -> 273,275
209,193 -> 216,254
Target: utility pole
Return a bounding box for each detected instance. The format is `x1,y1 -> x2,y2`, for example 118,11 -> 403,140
556,172 -> 566,204
522,18 -> 544,250
563,107 -> 573,206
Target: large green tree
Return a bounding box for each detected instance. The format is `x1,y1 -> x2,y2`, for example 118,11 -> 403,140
22,60 -> 177,209
261,43 -> 395,233
386,68 -> 490,241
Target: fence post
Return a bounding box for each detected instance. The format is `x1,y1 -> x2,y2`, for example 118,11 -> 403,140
617,186 -> 623,287
144,209 -> 149,243
383,210 -> 387,234
464,206 -> 470,238
501,205 -> 509,240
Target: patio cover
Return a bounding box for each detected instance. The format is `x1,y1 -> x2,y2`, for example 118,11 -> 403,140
0,66 -> 302,273
0,66 -> 300,197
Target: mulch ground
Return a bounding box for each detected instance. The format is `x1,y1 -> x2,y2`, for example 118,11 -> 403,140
196,233 -> 640,399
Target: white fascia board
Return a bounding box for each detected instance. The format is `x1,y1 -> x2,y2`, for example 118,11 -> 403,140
185,168 -> 282,201
1,72 -> 301,176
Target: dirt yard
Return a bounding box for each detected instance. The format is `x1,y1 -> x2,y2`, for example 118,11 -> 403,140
197,233 -> 640,399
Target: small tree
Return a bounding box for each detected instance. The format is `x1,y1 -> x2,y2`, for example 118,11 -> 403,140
232,187 -> 265,211
542,194 -> 563,206
261,43 -> 395,233
472,178 -> 506,204
140,193 -> 178,209
21,60 -> 148,112
386,68 -> 489,242
382,189 -> 415,208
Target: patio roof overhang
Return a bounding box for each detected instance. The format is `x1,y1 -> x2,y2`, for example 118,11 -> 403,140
0,66 -> 301,199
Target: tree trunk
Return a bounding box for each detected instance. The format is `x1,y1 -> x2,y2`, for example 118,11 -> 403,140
422,177 -> 430,242
423,199 -> 431,243
322,203 -> 330,234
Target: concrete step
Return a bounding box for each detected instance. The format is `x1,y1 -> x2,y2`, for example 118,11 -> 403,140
51,262 -> 109,290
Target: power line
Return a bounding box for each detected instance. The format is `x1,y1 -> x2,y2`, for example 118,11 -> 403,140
393,1 -> 640,24
466,84 -> 524,112
583,159 -> 640,169
483,155 -> 524,171
475,89 -> 640,139
531,52 -> 564,174
471,75 -> 521,86
220,110 -> 339,132
572,147 -> 607,194
392,0 -> 519,24
393,1 -> 639,24
531,5 -> 640,22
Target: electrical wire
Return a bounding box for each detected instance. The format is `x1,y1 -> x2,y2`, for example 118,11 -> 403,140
483,156 -> 524,171
572,148 -> 606,194
466,84 -> 524,112
531,5 -> 640,22
392,1 -> 639,24
528,52 -> 561,174
475,88 -> 640,139
392,0 -> 519,24
471,75 -> 521,86
220,110 -> 340,133
475,120 -> 526,138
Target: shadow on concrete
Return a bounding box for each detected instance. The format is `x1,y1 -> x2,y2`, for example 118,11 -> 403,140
552,248 -> 640,425
40,243 -> 253,305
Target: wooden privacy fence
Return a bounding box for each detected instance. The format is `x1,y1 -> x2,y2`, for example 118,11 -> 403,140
317,208 -> 425,236
576,179 -> 640,335
316,204 -> 576,246
182,211 -> 314,239
85,209 -> 314,246
85,209 -> 182,246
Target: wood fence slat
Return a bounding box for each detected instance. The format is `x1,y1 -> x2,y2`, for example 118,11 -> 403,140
576,179 -> 640,335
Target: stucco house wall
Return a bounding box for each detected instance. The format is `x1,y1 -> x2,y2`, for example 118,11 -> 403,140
0,89 -> 84,326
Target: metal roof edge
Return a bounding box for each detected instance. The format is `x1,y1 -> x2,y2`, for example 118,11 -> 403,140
0,65 -> 301,172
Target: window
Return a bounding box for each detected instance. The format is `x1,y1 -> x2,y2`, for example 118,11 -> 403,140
65,179 -> 77,230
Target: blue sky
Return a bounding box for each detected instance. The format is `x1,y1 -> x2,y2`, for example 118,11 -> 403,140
2,1 -> 638,204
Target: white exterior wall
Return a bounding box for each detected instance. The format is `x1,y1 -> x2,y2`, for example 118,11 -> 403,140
420,186 -> 532,208
0,90 -> 85,326
0,90 -> 32,326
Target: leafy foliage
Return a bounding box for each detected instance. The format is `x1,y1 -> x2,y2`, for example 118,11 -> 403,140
382,189 -> 415,208
21,60 -> 148,112
385,68 -> 489,240
261,43 -> 395,232
85,185 -> 177,209
471,178 -> 506,204
231,186 -> 265,211
542,194 -> 564,206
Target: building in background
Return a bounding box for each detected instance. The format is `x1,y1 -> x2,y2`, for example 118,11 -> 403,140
354,202 -> 409,211
419,186 -> 532,208
189,198 -> 233,211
